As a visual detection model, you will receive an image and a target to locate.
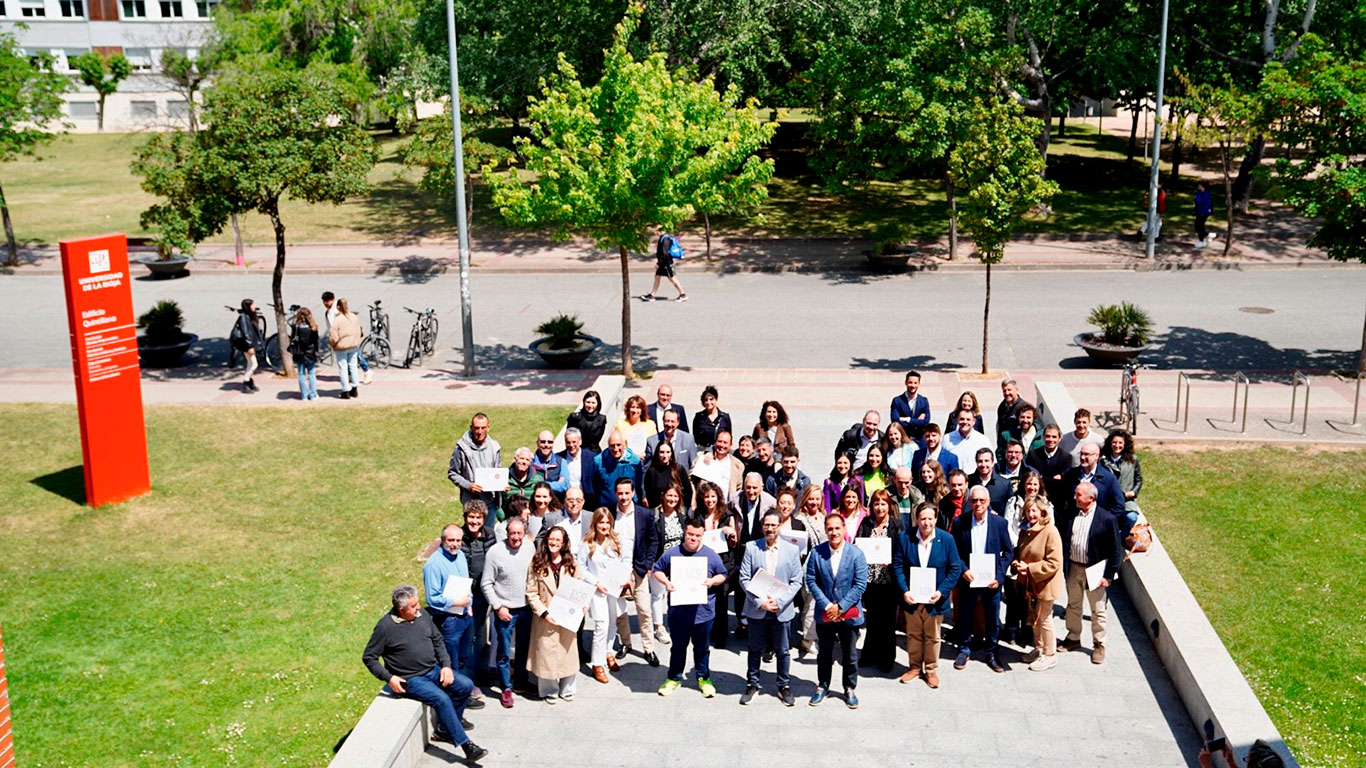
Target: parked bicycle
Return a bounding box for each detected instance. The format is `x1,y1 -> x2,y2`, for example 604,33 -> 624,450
225,304 -> 272,369
402,306 -> 439,368
359,299 -> 393,368
1119,361 -> 1142,435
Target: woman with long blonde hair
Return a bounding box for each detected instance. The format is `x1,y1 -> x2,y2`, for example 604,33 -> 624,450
582,507 -> 626,683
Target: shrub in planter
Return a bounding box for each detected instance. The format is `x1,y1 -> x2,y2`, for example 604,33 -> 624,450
137,299 -> 197,366
1086,301 -> 1153,347
535,313 -> 588,350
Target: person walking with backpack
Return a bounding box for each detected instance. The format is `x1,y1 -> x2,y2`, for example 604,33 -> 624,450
290,306 -> 321,400
229,299 -> 263,394
641,230 -> 687,302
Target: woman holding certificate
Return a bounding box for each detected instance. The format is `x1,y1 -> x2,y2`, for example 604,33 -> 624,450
1012,496 -> 1064,672
856,490 -> 904,674
583,509 -> 628,683
793,485 -> 829,656
525,526 -> 583,703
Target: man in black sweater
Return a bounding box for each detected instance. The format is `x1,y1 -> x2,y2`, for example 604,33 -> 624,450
362,585 -> 488,761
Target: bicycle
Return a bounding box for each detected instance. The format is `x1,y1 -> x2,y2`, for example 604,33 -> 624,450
225,305 -> 272,369
402,306 -> 439,368
359,299 -> 393,368
1119,361 -> 1142,435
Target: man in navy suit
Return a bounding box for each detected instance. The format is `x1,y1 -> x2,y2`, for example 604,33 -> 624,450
951,487 -> 1014,673
612,477 -> 661,667
804,514 -> 868,709
890,370 -> 933,439
967,448 -> 1012,514
1057,482 -> 1123,665
647,384 -> 688,433
554,427 -> 597,498
738,510 -> 804,706
644,408 -> 698,472
892,502 -> 962,688
911,424 -> 959,476
1061,443 -> 1126,523
1028,423 -> 1072,509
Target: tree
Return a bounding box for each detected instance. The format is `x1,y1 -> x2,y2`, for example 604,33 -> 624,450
72,50 -> 130,132
133,63 -> 376,376
949,99 -> 1058,373
160,49 -> 215,132
1172,71 -> 1257,257
400,96 -> 512,226
0,29 -> 71,267
486,5 -> 775,377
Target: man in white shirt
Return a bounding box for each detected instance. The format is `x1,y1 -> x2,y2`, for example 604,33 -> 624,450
692,430 -> 743,498
945,411 -> 992,471
1060,408 -> 1106,467
612,477 -> 660,667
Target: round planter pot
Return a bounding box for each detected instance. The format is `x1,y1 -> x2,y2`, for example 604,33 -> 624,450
139,257 -> 192,279
862,247 -> 915,273
138,332 -> 198,367
1074,333 -> 1150,366
529,334 -> 601,369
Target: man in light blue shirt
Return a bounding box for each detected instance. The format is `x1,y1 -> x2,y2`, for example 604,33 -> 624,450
424,524 -> 475,685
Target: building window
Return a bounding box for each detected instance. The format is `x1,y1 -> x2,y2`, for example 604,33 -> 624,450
158,0 -> 181,16
20,0 -> 46,17
69,102 -> 100,119
166,100 -> 189,120
194,0 -> 217,16
125,47 -> 152,72
131,101 -> 158,119
59,0 -> 83,16
120,0 -> 145,17
59,48 -> 87,72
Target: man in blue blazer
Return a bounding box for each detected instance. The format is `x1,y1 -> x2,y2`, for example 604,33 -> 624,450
644,408 -> 699,472
804,514 -> 868,709
911,424 -> 959,476
647,384 -> 689,433
738,510 -> 804,706
554,427 -> 597,498
951,488 -> 1014,673
890,371 -> 933,439
892,502 -> 963,688
1060,442 -> 1126,524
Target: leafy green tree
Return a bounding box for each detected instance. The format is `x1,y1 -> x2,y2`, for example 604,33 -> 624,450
160,48 -> 216,132
949,99 -> 1057,373
400,96 -> 512,225
1172,71 -> 1257,256
72,50 -> 130,132
0,30 -> 71,266
642,0 -> 788,102
133,64 -> 377,376
486,6 -> 775,376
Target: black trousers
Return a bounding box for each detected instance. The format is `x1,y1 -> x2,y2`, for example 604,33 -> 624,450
860,582 -> 898,671
1195,213 -> 1209,241
816,622 -> 860,691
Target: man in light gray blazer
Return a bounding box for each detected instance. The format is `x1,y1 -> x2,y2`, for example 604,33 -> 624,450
738,509 -> 804,706
644,408 -> 698,472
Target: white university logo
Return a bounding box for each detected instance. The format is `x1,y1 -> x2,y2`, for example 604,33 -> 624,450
88,249 -> 111,274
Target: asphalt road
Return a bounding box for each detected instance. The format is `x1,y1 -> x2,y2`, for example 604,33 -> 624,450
5,267 -> 1362,372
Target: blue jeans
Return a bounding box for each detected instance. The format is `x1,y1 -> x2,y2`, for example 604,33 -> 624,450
401,666 -> 471,746
746,614 -> 791,688
666,614 -> 713,681
336,348 -> 360,390
358,353 -> 370,372
295,361 -> 317,399
956,586 -> 1003,652
464,586 -> 490,683
493,606 -> 531,690
432,610 -> 473,682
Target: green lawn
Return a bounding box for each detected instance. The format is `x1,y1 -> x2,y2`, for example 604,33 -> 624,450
6,124 -> 1222,247
1142,448 -> 1365,768
0,403 -> 564,767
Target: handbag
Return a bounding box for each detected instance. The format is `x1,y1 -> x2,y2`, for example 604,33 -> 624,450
1126,521 -> 1152,553
840,604 -> 862,621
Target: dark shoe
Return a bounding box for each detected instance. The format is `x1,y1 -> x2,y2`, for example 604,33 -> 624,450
845,690 -> 859,710
779,687 -> 795,707
763,649 -> 775,664
740,685 -> 758,705
987,653 -> 1004,673
954,650 -> 970,670
461,718 -> 474,730
349,387 -> 358,398
809,686 -> 828,707
464,696 -> 485,710
614,645 -> 628,660
639,294 -> 656,302
606,655 -> 619,672
1059,637 -> 1083,652
644,651 -> 660,667
734,624 -> 749,640
461,741 -> 489,761
499,690 -> 514,709
339,390 -> 351,399
432,726 -> 452,743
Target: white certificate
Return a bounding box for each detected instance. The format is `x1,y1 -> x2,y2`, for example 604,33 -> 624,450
690,456 -> 727,487
778,529 -> 809,556
744,568 -> 787,602
855,537 -> 891,565
441,575 -> 473,616
1085,561 -> 1108,591
555,575 -> 596,608
600,557 -> 632,591
970,553 -> 997,588
473,467 -> 508,492
546,593 -> 586,631
701,528 -> 729,554
909,566 -> 937,604
670,556 -> 709,606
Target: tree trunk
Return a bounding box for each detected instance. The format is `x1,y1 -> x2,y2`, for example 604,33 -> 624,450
1057,110 -> 1066,137
618,244 -> 633,378
1231,135 -> 1266,213
980,261 -> 991,375
1221,140 -> 1235,257
267,203 -> 295,378
0,181 -> 17,268
947,177 -> 958,261
703,212 -> 713,261
1127,107 -> 1140,164
1171,133 -> 1183,180
1035,94 -> 1052,172
231,213 -> 245,267
97,93 -> 106,132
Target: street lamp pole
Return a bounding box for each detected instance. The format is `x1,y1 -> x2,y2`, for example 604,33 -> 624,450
445,0 -> 475,376
1144,0 -> 1170,259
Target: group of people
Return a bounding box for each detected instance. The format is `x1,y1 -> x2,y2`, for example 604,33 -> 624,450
361,374 -> 1150,759
228,290 -> 373,399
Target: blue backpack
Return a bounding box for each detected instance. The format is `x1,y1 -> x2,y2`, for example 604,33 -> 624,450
665,234 -> 684,260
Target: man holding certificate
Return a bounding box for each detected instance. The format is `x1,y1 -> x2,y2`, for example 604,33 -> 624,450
1057,481 -> 1123,665
652,519 -> 728,697
891,502 -> 962,689
804,514 -> 868,709
737,510 -> 803,706
423,524 -> 477,690
951,487 -> 1013,673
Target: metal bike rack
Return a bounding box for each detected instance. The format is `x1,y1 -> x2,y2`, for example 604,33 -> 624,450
1230,371 -> 1250,434
1172,371 -> 1192,433
1267,371 -> 1311,435
1328,371 -> 1365,434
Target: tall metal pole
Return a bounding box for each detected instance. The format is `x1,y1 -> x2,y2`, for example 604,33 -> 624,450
445,0 -> 475,377
1144,0 -> 1170,259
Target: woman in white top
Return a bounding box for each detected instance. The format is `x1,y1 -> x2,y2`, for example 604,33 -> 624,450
582,507 -> 628,683
794,484 -> 829,657
613,394 -> 653,456
883,423 -> 916,471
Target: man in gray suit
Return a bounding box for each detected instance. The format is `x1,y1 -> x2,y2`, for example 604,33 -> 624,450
644,408 -> 698,472
738,509 -> 804,706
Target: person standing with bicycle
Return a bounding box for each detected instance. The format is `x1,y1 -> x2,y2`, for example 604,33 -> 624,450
328,298 -> 363,399
229,299 -> 263,394
289,307 -> 321,400
322,291 -> 373,384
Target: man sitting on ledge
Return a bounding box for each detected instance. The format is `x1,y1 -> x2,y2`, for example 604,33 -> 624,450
362,584 -> 489,762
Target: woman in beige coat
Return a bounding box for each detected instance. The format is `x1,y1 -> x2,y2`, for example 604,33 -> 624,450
525,525 -> 582,703
1012,495 -> 1064,671
326,298 -> 364,399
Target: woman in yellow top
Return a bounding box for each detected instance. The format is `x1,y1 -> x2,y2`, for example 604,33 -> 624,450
614,395 -> 653,457
525,526 -> 582,703
860,444 -> 891,497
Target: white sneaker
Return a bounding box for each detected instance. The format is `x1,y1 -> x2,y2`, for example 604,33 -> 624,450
1028,654 -> 1057,672
1208,232 -> 1218,242
362,369 -> 373,385
543,694 -> 558,705
655,628 -> 671,645
1194,240 -> 1206,249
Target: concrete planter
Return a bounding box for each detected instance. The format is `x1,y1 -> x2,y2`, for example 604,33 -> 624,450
137,332 -> 198,367
1074,332 -> 1150,366
862,246 -> 915,273
138,257 -> 192,279
530,334 -> 601,369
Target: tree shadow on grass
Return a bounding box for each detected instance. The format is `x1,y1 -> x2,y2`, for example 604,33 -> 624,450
30,465 -> 85,505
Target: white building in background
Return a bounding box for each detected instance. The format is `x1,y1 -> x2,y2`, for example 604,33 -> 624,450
0,0 -> 216,132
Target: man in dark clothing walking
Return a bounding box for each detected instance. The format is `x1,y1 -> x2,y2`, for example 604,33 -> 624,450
641,231 -> 687,302
1194,181 -> 1217,249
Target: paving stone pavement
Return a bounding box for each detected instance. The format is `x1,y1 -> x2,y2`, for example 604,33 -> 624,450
418,589 -> 1202,768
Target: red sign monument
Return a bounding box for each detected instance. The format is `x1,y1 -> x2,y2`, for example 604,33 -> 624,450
59,234 -> 151,507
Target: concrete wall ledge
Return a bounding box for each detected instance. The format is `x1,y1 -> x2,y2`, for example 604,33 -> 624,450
328,687 -> 430,768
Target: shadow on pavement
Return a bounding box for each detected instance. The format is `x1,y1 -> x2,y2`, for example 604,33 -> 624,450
30,465 -> 86,505
848,353 -> 965,371
1109,589 -> 1203,767
1152,326 -> 1355,380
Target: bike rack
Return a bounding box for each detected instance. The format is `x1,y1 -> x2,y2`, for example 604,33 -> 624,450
1266,372 -> 1310,435
1229,371 -> 1250,434
1172,372 -> 1192,433
1327,371 -> 1365,434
